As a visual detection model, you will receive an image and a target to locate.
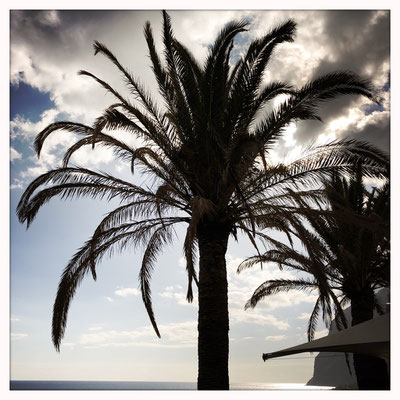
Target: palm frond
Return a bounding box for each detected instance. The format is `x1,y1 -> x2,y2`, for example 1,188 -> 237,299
245,278 -> 317,309
183,221 -> 199,302
17,167 -> 157,227
34,122 -> 94,157
62,133 -> 135,168
140,223 -> 175,338
307,296 -> 321,341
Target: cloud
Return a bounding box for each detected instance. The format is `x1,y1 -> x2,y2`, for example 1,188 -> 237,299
114,287 -> 140,297
159,285 -> 195,307
10,147 -> 22,162
88,326 -> 104,331
38,10 -> 61,27
10,109 -> 71,182
11,333 -> 28,340
79,321 -> 197,349
233,311 -> 290,331
298,328 -> 329,341
61,342 -> 76,350
178,257 -> 186,268
297,313 -> 311,320
314,329 -> 329,339
265,335 -> 286,341
11,109 -> 60,142
10,178 -> 24,190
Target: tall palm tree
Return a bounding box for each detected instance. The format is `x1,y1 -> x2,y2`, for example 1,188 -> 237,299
241,166 -> 390,389
17,12 -> 388,389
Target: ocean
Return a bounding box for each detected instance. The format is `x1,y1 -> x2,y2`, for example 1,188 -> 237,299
10,381 -> 334,390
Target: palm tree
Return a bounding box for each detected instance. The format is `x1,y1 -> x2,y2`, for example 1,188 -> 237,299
241,165 -> 390,389
17,11 -> 388,389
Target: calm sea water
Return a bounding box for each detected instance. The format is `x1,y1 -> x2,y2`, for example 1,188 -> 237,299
10,381 -> 333,390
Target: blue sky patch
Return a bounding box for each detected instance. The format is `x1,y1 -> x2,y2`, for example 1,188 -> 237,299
10,81 -> 55,122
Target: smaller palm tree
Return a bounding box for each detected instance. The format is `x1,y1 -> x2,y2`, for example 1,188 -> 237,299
240,163 -> 389,389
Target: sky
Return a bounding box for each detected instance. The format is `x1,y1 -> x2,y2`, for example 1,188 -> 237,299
6,3 -> 394,393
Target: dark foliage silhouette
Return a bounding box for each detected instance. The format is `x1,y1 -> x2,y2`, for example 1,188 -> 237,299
241,166 -> 389,389
17,11 -> 388,389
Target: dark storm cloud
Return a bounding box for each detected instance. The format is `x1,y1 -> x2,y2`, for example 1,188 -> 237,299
290,10 -> 389,151
10,10 -> 145,69
311,10 -> 389,103
346,114 -> 390,154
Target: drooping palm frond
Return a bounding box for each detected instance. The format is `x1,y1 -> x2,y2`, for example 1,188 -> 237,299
62,133 -> 135,168
140,223 -> 175,337
245,278 -> 319,310
307,295 -> 322,341
34,122 -> 94,156
52,216 -> 184,349
17,168 -> 151,226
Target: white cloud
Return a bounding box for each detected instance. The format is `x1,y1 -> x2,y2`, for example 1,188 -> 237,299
10,315 -> 21,322
39,10 -> 61,27
159,285 -> 195,307
314,329 -> 329,339
298,328 -> 329,341
114,287 -> 140,297
11,333 -> 28,340
297,313 -> 311,320
234,311 -> 290,331
260,291 -> 318,311
20,164 -> 49,179
67,139 -> 116,167
88,326 -> 104,331
61,342 -> 76,349
325,101 -> 389,139
105,296 -> 114,302
10,179 -> 24,190
265,335 -> 286,341
79,321 -> 197,349
11,109 -> 59,141
11,109 -> 66,182
178,257 -> 186,268
10,147 -> 22,162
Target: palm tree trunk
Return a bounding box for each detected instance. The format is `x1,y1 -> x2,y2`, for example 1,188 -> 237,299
197,222 -> 230,390
351,288 -> 390,390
